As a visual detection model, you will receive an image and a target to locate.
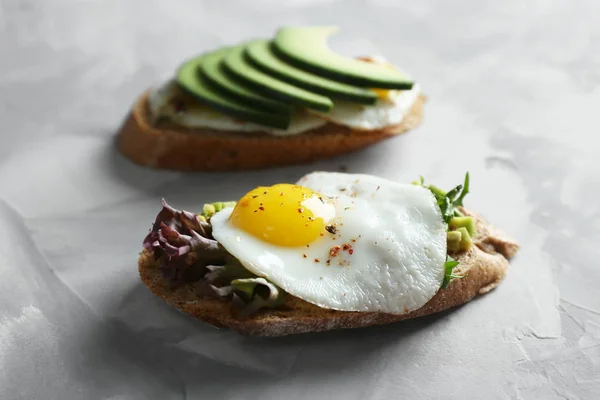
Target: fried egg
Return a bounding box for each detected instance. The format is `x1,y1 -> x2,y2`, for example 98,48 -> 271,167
149,80 -> 327,136
210,172 -> 446,314
309,85 -> 421,131
149,53 -> 420,135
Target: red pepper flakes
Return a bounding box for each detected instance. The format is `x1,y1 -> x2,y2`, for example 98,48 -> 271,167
302,254 -> 307,258
329,245 -> 341,257
349,249 -> 354,255
342,244 -> 352,251
258,206 -> 265,211
297,208 -> 303,213
314,258 -> 320,263
326,259 -> 331,265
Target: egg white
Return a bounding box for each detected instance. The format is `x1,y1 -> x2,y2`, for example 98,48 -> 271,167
149,80 -> 420,135
211,172 -> 446,315
149,80 -> 326,136
310,85 -> 421,131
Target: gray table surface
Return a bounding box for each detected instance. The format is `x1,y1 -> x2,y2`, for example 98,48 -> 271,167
1,1 -> 599,399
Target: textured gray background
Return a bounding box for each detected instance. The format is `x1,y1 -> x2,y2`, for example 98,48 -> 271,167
1,1 -> 599,399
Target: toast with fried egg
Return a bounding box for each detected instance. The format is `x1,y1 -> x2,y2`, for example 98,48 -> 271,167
116,26 -> 425,171
137,172 -> 519,337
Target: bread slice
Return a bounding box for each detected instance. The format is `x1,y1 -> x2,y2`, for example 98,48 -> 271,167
116,91 -> 426,172
138,208 -> 519,337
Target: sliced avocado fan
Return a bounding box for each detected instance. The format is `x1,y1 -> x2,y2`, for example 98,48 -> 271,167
273,26 -> 414,89
245,39 -> 378,105
223,44 -> 334,112
176,55 -> 291,130
199,47 -> 291,115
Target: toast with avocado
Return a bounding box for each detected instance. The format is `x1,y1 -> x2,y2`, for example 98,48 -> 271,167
137,172 -> 519,336
116,26 -> 425,172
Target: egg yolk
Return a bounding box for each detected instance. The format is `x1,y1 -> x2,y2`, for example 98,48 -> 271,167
229,184 -> 335,247
371,88 -> 393,100
357,56 -> 399,100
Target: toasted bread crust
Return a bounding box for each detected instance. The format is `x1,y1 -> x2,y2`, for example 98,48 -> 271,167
138,208 -> 519,336
116,91 -> 426,171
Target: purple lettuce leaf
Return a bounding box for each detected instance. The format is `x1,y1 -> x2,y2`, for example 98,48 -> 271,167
143,199 -> 287,316
143,199 -> 227,283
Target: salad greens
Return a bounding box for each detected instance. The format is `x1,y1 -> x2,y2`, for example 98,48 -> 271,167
413,172 -> 474,289
143,200 -> 283,316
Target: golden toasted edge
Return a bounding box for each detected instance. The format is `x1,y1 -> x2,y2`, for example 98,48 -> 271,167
138,208 -> 519,337
116,91 -> 426,171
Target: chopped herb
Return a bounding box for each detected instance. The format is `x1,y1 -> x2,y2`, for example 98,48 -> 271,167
414,173 -> 471,288
418,172 -> 470,225
415,172 -> 470,226
441,256 -> 464,289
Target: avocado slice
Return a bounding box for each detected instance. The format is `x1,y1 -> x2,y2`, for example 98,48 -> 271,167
199,47 -> 291,115
447,230 -> 462,252
456,227 -> 473,251
223,45 -> 333,112
245,40 -> 378,105
176,56 -> 290,129
449,216 -> 477,238
274,26 -> 414,89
